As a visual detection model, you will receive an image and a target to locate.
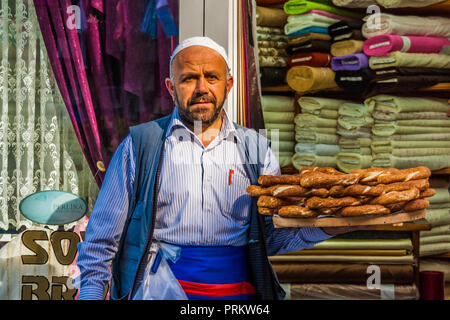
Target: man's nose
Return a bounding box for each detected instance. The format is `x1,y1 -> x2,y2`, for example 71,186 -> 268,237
195,76 -> 208,94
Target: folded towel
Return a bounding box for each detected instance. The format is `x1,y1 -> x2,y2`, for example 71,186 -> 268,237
286,39 -> 332,55
420,243 -> 450,257
372,154 -> 450,170
262,95 -> 295,112
391,148 -> 450,158
267,131 -> 295,141
421,224 -> 450,238
278,156 -> 294,168
266,123 -> 295,132
339,101 -> 373,118
364,95 -> 449,114
331,40 -> 364,56
338,115 -> 374,130
371,140 -> 450,154
271,140 -> 296,152
295,143 -> 340,156
428,188 -> 450,204
288,52 -> 333,68
337,152 -> 372,172
284,0 -> 363,19
263,112 -> 295,125
339,137 -> 372,148
256,6 -> 288,27
372,111 -> 448,121
383,133 -> 450,141
298,96 -> 351,112
332,0 -> 377,7
369,52 -> 450,70
295,113 -> 338,128
301,108 -> 339,119
334,68 -> 374,93
331,53 -> 369,71
296,126 -> 337,134
363,35 -> 450,56
259,55 -> 288,67
286,66 -> 338,92
284,12 -> 340,36
288,32 -> 332,45
292,153 -> 337,169
421,235 -> 450,246
295,131 -> 339,144
377,0 -> 447,8
341,147 -> 372,155
362,13 -> 450,39
372,123 -> 450,136
260,67 -> 287,87
337,125 -> 372,138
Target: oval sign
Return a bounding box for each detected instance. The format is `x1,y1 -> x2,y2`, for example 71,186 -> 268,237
19,191 -> 87,225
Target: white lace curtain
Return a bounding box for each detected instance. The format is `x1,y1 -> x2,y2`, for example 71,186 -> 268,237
0,0 -> 98,231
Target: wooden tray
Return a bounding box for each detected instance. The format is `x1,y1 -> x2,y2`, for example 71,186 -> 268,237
272,209 -> 426,228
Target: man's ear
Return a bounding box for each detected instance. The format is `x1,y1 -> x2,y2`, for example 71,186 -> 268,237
165,77 -> 175,99
226,75 -> 234,97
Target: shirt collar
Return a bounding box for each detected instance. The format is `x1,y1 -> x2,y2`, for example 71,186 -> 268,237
166,106 -> 241,144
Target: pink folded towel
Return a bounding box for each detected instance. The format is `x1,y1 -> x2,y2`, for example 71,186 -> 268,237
364,34 -> 450,56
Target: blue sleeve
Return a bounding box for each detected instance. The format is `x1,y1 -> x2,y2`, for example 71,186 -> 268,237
261,148 -> 333,256
76,135 -> 135,300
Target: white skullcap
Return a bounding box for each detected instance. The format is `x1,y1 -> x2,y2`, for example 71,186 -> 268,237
170,36 -> 230,70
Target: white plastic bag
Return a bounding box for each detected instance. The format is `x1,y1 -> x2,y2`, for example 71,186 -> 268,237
132,242 -> 187,300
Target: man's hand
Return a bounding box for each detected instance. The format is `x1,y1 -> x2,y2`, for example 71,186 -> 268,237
321,225 -> 373,236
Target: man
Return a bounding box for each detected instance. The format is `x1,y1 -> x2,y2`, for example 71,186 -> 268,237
77,37 -> 358,300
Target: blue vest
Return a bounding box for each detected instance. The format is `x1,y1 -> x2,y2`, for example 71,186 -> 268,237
110,115 -> 285,300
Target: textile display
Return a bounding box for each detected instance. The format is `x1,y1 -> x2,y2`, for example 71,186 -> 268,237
284,12 -> 341,36
376,0 -> 447,8
331,40 -> 364,56
288,283 -> 419,300
332,0 -> 377,7
256,5 -> 288,27
364,95 -> 450,114
259,55 -> 288,67
295,143 -> 340,156
363,35 -> 450,57
292,153 -> 337,168
372,154 -> 450,170
365,75 -> 450,95
310,238 -> 413,250
298,96 -> 350,112
286,66 -> 338,92
286,39 -> 332,55
334,69 -> 374,93
272,263 -> 414,283
328,21 -> 363,41
288,32 -> 332,44
260,67 -> 287,86
270,254 -> 415,264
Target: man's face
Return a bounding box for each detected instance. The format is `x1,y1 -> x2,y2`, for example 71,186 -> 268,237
165,46 -> 234,126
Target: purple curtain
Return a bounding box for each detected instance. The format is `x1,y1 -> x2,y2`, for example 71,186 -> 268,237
33,0 -> 178,185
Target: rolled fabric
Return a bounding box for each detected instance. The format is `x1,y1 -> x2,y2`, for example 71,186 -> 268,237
338,115 -> 373,131
258,46 -> 289,57
286,66 -> 337,92
385,119 -> 450,127
428,188 -> 450,204
364,95 -> 449,114
336,152 -> 372,172
258,40 -> 288,49
257,32 -> 288,42
369,52 -> 450,70
271,140 -> 296,152
372,123 -> 450,137
286,39 -> 332,55
420,225 -> 450,238
287,52 -> 333,67
266,123 -> 295,131
312,238 -> 413,250
284,12 -> 340,36
292,153 -> 337,169
256,6 -> 288,27
420,242 -> 450,257
259,55 -> 288,67
334,68 -> 374,92
332,0 -> 377,8
295,143 -> 340,156
261,95 -> 295,112
372,111 -> 449,121
279,156 -> 294,168
294,113 -> 338,128
421,235 -> 450,245
339,101 -> 373,117
289,283 -> 419,300
256,26 -> 285,35
362,13 -> 450,39
270,254 -> 415,264
296,126 -> 337,134
283,0 -> 363,19
374,67 -> 450,78
372,154 -> 450,171
331,40 -> 364,56
263,111 -> 295,124
331,53 -> 369,71
340,147 -> 372,155
337,125 -> 372,138
260,67 -> 287,86
384,133 -> 450,141
286,26 -> 330,37
376,0 -> 447,8
328,21 -> 364,41
288,32 -> 332,45
267,131 -> 295,141
298,96 -> 351,112
363,35 -> 450,56
295,132 -> 339,144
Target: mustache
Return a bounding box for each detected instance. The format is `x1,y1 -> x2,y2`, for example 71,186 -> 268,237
188,95 -> 216,105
